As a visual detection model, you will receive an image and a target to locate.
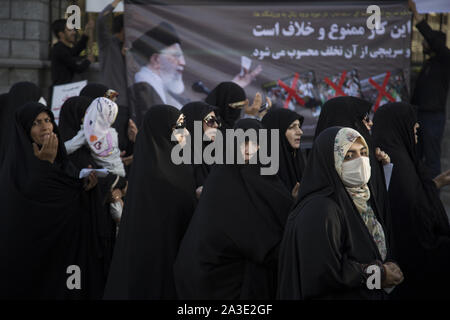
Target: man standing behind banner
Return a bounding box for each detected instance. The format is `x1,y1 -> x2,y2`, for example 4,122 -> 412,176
130,21 -> 187,126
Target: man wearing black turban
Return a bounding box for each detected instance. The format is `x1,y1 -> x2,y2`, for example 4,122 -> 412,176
129,22 -> 187,127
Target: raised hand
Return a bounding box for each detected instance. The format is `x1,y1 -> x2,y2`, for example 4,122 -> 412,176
33,133 -> 58,164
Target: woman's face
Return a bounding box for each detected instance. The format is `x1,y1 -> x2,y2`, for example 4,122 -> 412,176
344,138 -> 368,162
240,140 -> 259,163
362,113 -> 373,131
413,123 -> 420,144
202,111 -> 220,141
285,119 -> 303,149
30,112 -> 54,145
173,114 -> 188,147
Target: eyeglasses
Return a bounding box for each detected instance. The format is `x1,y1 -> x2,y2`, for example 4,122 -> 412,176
173,121 -> 186,130
203,115 -> 221,128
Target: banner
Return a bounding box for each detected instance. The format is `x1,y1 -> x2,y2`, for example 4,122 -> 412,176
51,80 -> 88,124
86,0 -> 124,12
124,1 -> 412,146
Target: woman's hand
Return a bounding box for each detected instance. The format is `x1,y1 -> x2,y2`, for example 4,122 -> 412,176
375,147 -> 391,165
33,133 -> 58,164
291,182 -> 300,200
433,169 -> 450,189
196,186 -> 203,199
382,262 -> 404,288
128,119 -> 138,143
120,151 -> 134,166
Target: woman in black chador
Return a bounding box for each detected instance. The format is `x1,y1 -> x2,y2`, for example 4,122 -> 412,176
103,105 -> 197,299
278,127 -> 403,299
181,101 -> 221,191
262,108 -> 305,196
174,119 -> 293,299
372,102 -> 450,299
0,102 -> 104,299
205,82 -> 246,129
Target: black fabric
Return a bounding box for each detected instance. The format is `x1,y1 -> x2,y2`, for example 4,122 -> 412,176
59,96 -> 91,142
181,101 -> 219,187
0,102 -> 105,299
205,82 -> 246,129
79,83 -> 109,101
0,82 -> 42,168
128,82 -> 164,128
59,96 -> 117,279
262,107 -> 305,192
412,20 -> 450,113
51,35 -> 91,86
278,126 -> 390,300
103,105 -> 197,299
131,22 -> 181,64
372,102 -> 450,299
174,119 -> 293,299
313,96 -> 394,259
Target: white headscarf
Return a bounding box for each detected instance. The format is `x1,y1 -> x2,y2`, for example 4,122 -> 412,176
82,97 -> 125,177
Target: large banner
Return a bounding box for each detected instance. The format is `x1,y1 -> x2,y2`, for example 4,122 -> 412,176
124,1 -> 411,146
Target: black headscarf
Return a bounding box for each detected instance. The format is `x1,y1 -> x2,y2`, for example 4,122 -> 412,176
278,127 -> 391,300
103,105 -> 197,300
181,101 -> 219,187
205,82 -> 246,129
174,119 -> 293,299
372,102 -> 450,299
0,82 -> 41,168
59,96 -> 91,142
313,96 -> 393,256
262,108 -> 305,192
0,102 -> 105,299
79,83 -> 109,101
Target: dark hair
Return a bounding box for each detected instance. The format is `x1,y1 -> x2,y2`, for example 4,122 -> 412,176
52,19 -> 67,38
113,14 -> 124,34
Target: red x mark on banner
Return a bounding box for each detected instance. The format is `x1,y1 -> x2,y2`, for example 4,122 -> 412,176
369,71 -> 395,112
324,71 -> 347,97
278,72 -> 305,109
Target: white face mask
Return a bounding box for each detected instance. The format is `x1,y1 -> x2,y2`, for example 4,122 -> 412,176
341,156 -> 371,187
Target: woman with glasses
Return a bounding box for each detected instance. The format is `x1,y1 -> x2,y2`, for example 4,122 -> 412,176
103,105 -> 197,299
262,108 -> 305,199
314,96 -> 394,258
181,101 -> 221,198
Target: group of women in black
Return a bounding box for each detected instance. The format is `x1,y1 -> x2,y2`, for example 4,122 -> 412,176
0,80 -> 449,300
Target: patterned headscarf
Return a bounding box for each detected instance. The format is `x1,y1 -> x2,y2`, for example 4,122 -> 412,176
83,97 -> 118,157
334,127 -> 387,260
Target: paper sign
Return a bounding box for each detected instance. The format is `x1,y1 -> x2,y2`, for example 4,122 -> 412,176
51,80 -> 88,125
79,168 -> 109,179
86,0 -> 124,12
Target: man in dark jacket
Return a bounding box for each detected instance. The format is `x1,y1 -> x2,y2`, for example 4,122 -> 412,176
410,0 -> 450,178
51,19 -> 95,86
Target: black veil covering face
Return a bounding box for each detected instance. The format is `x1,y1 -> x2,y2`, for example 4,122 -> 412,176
174,119 -> 293,299
0,82 -> 41,168
372,102 -> 450,299
313,96 -> 394,256
262,107 -> 305,192
0,102 -> 105,299
103,105 -> 196,300
205,82 -> 246,129
181,101 -> 219,187
278,127 -> 392,300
